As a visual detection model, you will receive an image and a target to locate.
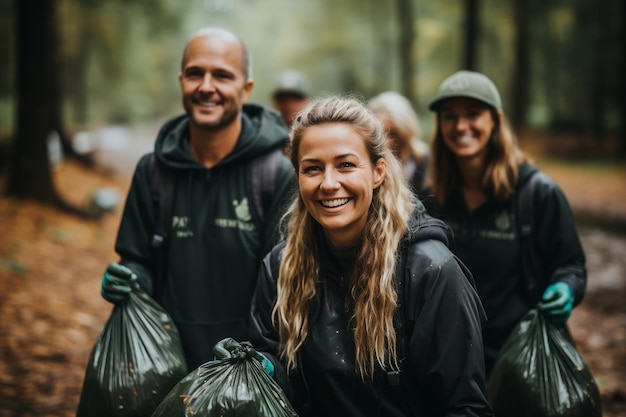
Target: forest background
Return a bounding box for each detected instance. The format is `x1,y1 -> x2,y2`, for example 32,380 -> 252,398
0,0 -> 625,416
1,0 -> 625,188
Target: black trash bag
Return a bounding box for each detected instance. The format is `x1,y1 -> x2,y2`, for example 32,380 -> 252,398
76,286 -> 188,417
151,341 -> 298,417
487,308 -> 602,417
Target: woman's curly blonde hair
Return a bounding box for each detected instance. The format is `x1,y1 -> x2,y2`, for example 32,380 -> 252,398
274,96 -> 417,379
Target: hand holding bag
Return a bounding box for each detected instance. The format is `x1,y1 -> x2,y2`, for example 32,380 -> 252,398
487,308 -> 602,417
151,341 -> 298,417
76,285 -> 188,417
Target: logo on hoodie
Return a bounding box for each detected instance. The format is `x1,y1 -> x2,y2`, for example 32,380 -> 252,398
494,210 -> 511,231
234,197 -> 252,222
477,210 -> 514,240
173,216 -> 194,238
214,197 -> 256,231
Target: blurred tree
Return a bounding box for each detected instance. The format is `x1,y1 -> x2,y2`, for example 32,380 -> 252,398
397,0 -> 417,103
7,0 -> 97,217
370,1 -> 394,94
0,0 -> 13,172
463,0 -> 480,70
615,0 -> 626,159
510,0 -> 530,129
8,0 -> 57,203
62,0 -> 96,126
589,0 -> 608,142
51,1 -> 95,168
1,0 -> 623,161
65,0 -> 183,125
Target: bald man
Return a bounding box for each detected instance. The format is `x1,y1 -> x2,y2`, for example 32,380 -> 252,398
100,27 -> 295,370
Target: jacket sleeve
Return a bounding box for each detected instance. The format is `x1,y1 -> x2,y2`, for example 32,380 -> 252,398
406,241 -> 493,417
533,173 -> 587,305
113,153 -> 159,294
248,245 -> 294,399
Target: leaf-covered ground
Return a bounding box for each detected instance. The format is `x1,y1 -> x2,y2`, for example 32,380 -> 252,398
0,152 -> 625,417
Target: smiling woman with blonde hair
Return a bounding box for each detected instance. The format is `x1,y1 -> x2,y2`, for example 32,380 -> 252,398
243,96 -> 492,416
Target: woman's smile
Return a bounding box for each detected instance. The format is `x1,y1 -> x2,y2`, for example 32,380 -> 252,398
320,197 -> 351,208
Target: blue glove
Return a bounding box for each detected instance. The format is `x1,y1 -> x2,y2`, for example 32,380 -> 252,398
213,337 -> 275,377
101,262 -> 138,304
538,282 -> 574,324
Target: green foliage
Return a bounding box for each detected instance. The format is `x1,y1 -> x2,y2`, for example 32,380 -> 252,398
0,0 -> 623,139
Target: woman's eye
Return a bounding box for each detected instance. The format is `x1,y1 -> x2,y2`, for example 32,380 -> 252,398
339,162 -> 355,169
302,166 -> 321,173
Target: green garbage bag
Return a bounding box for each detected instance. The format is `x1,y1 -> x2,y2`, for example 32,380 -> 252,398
487,308 -> 602,417
76,286 -> 188,417
151,341 -> 298,417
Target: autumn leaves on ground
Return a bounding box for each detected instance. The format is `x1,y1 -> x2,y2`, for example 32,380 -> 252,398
0,162 -> 124,416
0,140 -> 625,416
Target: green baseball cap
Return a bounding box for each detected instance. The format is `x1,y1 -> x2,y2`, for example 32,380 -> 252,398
428,70 -> 502,111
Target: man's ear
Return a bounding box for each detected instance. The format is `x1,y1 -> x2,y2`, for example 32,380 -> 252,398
241,79 -> 255,103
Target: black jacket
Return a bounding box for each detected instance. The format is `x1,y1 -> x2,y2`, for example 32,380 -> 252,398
114,104 -> 295,370
250,206 -> 493,417
429,163 -> 586,375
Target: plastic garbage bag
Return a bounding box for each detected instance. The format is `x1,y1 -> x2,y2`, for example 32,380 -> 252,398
487,308 -> 602,417
152,341 -> 298,417
76,286 -> 188,417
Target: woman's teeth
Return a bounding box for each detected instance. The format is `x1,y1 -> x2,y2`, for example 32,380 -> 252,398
321,198 -> 349,208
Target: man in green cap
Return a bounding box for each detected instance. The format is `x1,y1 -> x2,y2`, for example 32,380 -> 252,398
271,69 -> 311,128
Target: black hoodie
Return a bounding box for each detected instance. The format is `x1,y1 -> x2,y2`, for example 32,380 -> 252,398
250,205 -> 493,417
114,104 -> 295,370
433,163 -> 586,375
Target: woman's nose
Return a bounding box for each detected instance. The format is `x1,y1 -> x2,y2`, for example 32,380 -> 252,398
455,117 -> 470,131
320,170 -> 340,190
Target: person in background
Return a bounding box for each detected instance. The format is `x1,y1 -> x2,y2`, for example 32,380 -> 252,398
368,91 -> 430,198
271,69 -> 311,128
426,70 -> 587,377
99,27 -> 295,371
242,96 -> 492,416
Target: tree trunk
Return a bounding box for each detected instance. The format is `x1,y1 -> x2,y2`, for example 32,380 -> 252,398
7,0 -> 100,219
56,4 -> 95,167
589,2 -> 608,142
370,1 -> 393,94
510,0 -> 529,129
8,0 -> 57,202
619,0 -> 626,157
396,0 -> 416,104
463,0 -> 479,70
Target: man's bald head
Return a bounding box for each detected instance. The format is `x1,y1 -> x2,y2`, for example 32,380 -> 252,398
181,27 -> 252,80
